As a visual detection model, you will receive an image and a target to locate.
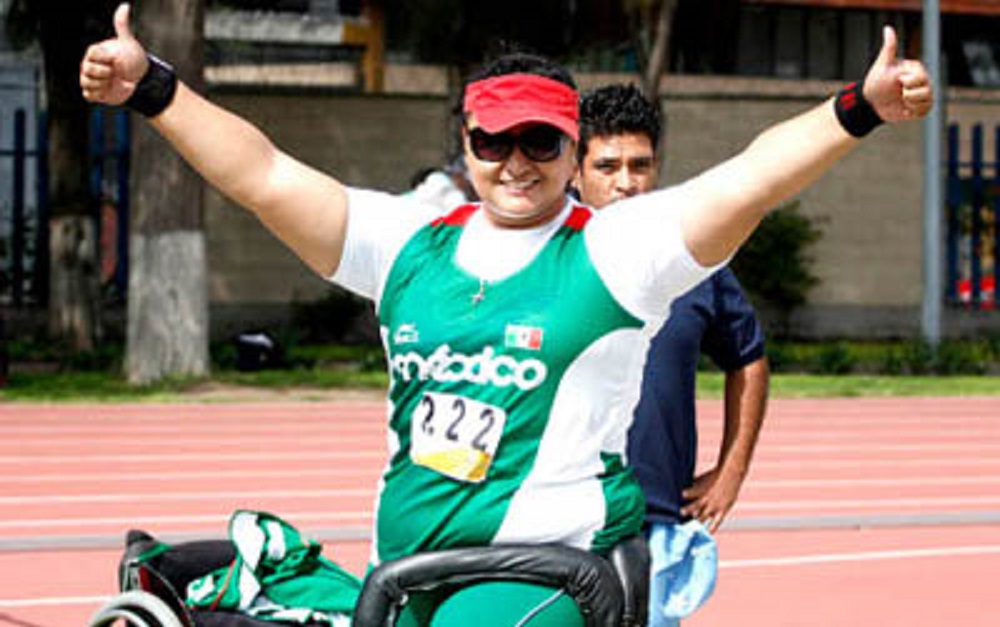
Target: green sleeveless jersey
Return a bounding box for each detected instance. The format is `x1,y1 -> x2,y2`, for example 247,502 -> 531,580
374,204 -> 646,563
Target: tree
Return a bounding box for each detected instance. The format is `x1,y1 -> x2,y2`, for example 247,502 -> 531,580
124,0 -> 209,384
624,0 -> 678,100
6,0 -> 209,381
5,0 -> 119,350
731,202 -> 824,338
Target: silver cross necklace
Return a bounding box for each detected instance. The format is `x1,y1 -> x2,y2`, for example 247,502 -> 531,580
472,279 -> 487,305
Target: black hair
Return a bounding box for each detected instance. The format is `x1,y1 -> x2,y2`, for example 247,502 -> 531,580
577,84 -> 662,163
464,51 -> 577,91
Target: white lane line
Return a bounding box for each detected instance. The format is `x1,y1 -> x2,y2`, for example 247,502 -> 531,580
698,414 -> 1000,425
703,422 -> 1000,433
0,525 -> 372,551
746,475 -> 1000,488
18,432 -> 997,450
0,488 -> 373,505
3,475 -> 998,504
721,544 -> 1000,569
0,510 -> 372,529
0,451 -> 384,464
7,424 -> 994,439
5,451 -> 996,467
3,435 -> 375,448
7,457 -> 998,481
737,495 -> 1000,511
0,595 -> 110,608
728,457 -> 1000,469
0,403 -> 382,414
6,422 -> 383,434
741,442 -> 1000,453
3,476 -> 997,513
724,511 -> 1000,531
11,436 -> 1000,456
698,433 -> 1000,445
0,467 -> 377,484
740,427 -> 1000,436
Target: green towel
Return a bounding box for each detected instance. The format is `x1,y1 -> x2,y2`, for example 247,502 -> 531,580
186,510 -> 362,625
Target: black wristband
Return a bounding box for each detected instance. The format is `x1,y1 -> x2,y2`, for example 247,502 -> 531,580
125,54 -> 177,118
834,81 -> 883,138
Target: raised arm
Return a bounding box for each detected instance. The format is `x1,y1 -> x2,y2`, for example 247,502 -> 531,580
79,3 -> 348,277
677,26 -> 933,266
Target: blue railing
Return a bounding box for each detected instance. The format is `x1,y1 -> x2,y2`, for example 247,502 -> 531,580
1,107 -> 129,307
89,107 -> 131,300
946,123 -> 999,310
0,109 -> 47,307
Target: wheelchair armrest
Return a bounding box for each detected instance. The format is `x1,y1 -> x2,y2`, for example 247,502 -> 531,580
353,543 -> 625,627
607,535 -> 650,627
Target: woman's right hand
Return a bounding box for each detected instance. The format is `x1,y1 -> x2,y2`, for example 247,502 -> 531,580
79,3 -> 150,106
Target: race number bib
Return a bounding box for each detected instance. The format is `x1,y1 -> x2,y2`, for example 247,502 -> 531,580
410,391 -> 507,483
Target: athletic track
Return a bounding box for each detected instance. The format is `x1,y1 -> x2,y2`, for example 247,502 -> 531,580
1,396 -> 998,626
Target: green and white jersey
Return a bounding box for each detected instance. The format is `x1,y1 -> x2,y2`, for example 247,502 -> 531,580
332,189 -> 715,564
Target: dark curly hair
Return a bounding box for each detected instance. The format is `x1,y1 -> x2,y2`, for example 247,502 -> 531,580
464,51 -> 577,92
578,84 -> 662,163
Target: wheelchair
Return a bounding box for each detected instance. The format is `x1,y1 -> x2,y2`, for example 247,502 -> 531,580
88,530 -> 649,627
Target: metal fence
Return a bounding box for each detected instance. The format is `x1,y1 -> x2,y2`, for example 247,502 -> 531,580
947,122 -> 999,311
1,105 -> 129,308
90,107 -> 131,301
0,106 -> 46,308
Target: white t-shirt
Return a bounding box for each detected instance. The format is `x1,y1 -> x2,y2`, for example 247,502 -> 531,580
331,188 -> 720,563
333,187 -> 714,323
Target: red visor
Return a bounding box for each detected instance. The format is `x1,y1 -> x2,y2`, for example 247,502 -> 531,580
464,73 -> 579,141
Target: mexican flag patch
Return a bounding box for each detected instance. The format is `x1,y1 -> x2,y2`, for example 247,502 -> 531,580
504,324 -> 544,351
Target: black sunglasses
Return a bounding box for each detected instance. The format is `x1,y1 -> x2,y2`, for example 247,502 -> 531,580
467,126 -> 567,163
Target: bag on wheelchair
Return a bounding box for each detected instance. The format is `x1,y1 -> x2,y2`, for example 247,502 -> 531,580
95,511 -> 359,627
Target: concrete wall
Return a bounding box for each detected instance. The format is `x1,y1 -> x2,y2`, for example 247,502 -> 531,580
660,79 -> 928,338
204,78 -> 1000,340
205,90 -> 451,337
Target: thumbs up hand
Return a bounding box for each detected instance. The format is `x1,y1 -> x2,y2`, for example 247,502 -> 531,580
863,26 -> 933,123
80,4 -> 149,105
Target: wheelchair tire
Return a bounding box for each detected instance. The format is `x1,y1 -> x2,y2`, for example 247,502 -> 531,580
88,590 -> 186,627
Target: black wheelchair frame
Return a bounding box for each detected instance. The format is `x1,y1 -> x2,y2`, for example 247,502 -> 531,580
90,532 -> 649,627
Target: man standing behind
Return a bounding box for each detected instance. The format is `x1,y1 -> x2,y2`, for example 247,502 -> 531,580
575,83 -> 770,626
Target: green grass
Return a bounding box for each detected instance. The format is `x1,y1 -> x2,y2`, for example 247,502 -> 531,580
763,338 -> 1000,376
694,372 -> 1000,399
3,337 -> 998,402
2,369 -> 999,403
0,368 -> 388,403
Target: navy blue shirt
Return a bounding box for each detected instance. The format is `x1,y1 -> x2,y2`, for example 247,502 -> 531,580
627,267 -> 765,526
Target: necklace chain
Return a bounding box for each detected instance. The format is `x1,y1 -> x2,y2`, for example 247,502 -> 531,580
472,279 -> 486,305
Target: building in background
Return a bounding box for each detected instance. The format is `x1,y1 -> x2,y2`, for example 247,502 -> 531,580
726,1 -> 1000,87
206,0 -> 383,91
198,0 -> 1000,340
3,0 -> 998,339
205,1 -> 1000,90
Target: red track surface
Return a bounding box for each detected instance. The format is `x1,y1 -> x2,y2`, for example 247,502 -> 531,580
1,397 -> 999,626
